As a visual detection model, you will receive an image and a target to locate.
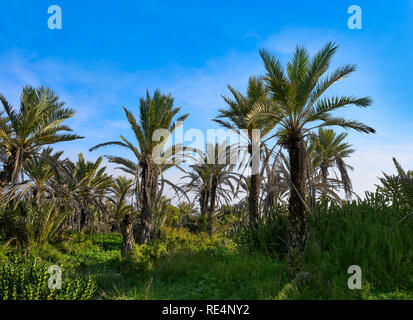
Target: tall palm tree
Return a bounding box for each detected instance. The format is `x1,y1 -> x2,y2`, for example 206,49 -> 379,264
214,76 -> 275,228
278,148 -> 348,210
0,112 -> 8,165
0,86 -> 83,191
109,176 -> 135,255
248,43 -> 375,254
90,90 -> 188,245
308,128 -> 355,198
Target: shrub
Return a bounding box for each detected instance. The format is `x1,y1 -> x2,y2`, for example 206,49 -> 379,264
300,200 -> 413,298
120,227 -> 236,275
232,207 -> 288,257
0,200 -> 68,247
0,243 -> 9,261
0,256 -> 97,300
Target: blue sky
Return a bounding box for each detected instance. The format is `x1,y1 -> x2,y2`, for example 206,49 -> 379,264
1,0 -> 413,196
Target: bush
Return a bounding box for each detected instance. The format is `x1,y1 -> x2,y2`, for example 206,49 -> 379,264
0,200 -> 68,247
232,207 -> 288,257
120,227 -> 236,275
299,200 -> 413,298
0,243 -> 9,262
0,256 -> 97,300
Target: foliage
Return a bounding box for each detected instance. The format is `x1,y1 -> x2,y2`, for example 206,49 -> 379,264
121,227 -> 236,274
108,176 -> 135,224
299,200 -> 413,299
65,153 -> 112,230
1,198 -> 411,301
0,46 -> 411,300
247,42 -> 375,253
0,243 -> 9,261
0,200 -> 69,247
0,86 -> 82,188
376,171 -> 405,208
90,89 -> 189,245
308,128 -> 355,198
392,158 -> 413,207
0,256 -> 96,300
232,207 -> 288,258
181,142 -> 238,234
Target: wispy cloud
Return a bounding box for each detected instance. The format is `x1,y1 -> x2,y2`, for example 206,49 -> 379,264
0,28 -> 411,198
348,144 -> 413,196
262,28 -> 343,55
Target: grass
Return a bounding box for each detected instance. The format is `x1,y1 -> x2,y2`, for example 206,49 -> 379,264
99,237 -> 288,299
1,202 -> 412,300
301,201 -> 413,299
49,232 -> 288,299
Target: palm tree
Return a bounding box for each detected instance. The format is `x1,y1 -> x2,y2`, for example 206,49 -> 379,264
278,148 -> 348,210
90,90 -> 188,245
308,128 -> 355,198
261,148 -> 289,212
176,202 -> 197,228
214,76 -> 275,228
248,43 -> 375,254
182,142 -> 237,235
0,147 -> 68,207
0,112 -> 8,165
0,86 -> 83,191
109,176 -> 135,255
67,154 -> 112,230
308,128 -> 355,197
182,164 -> 211,226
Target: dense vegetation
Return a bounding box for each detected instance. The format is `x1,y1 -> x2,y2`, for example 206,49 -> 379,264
0,43 -> 412,300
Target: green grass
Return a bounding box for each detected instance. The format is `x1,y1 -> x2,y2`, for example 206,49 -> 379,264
59,232 -> 289,299
109,251 -> 287,299
0,256 -> 96,300
1,202 -> 412,300
301,201 -> 413,299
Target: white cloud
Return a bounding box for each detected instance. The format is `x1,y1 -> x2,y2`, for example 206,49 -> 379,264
262,28 -> 343,55
348,143 -> 413,197
0,28 -> 411,200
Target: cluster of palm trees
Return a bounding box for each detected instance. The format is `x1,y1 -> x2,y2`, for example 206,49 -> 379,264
0,42 -> 375,257
181,141 -> 239,235
212,43 -> 374,254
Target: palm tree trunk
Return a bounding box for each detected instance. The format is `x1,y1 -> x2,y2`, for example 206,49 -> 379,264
248,137 -> 260,228
249,172 -> 260,228
264,187 -> 274,213
121,213 -> 135,256
136,206 -> 152,245
199,190 -> 205,218
321,164 -> 328,199
208,177 -> 218,236
80,208 -> 87,230
287,138 -> 307,254
135,160 -> 153,245
0,157 -> 15,192
200,188 -> 209,231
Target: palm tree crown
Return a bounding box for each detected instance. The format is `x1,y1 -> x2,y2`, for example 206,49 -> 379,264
90,89 -> 189,245
308,128 -> 355,197
0,86 -> 82,189
214,76 -> 276,227
247,42 -> 375,254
